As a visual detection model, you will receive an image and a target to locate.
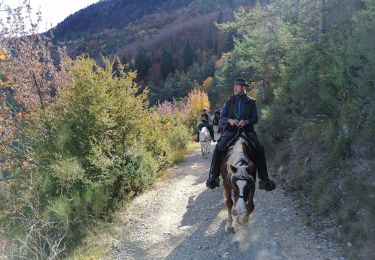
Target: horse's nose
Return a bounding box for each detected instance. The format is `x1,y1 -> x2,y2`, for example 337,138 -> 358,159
235,199 -> 247,215
237,208 -> 246,215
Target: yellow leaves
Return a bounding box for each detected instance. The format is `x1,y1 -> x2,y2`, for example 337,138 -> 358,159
0,49 -> 7,86
187,88 -> 210,117
248,87 -> 258,99
202,77 -> 213,91
0,48 -> 7,61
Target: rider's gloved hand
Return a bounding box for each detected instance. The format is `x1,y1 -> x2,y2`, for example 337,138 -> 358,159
238,120 -> 249,127
228,119 -> 239,127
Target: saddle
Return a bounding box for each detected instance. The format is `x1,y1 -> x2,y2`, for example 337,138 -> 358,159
225,130 -> 257,161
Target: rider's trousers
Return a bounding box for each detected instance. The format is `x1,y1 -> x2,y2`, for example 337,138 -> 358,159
208,129 -> 270,180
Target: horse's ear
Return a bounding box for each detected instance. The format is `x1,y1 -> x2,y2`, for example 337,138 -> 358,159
230,165 -> 237,173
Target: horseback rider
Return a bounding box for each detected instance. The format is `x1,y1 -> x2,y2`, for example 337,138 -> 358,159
212,110 -> 222,134
200,108 -> 210,123
197,114 -> 215,143
206,78 -> 276,191
212,110 -> 220,126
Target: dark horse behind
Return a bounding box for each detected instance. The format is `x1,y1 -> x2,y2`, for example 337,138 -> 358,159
220,132 -> 257,233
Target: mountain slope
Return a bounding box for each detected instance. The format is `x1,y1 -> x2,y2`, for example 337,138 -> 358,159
52,0 -> 193,40
51,0 -> 256,58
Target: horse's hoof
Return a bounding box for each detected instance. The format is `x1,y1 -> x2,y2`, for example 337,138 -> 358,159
237,215 -> 250,225
225,225 -> 235,234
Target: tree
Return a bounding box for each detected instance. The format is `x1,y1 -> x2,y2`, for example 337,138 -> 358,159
202,76 -> 214,91
182,40 -> 196,71
135,48 -> 150,80
217,11 -> 224,24
223,32 -> 235,53
160,48 -> 174,80
186,88 -> 210,117
112,55 -> 122,77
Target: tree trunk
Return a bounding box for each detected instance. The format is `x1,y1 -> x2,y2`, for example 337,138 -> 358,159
320,0 -> 326,35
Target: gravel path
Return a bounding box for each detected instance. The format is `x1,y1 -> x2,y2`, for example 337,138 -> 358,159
108,144 -> 345,260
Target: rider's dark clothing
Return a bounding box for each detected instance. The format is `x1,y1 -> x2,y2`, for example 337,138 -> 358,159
201,112 -> 210,123
212,113 -> 222,134
207,93 -> 275,190
197,121 -> 215,142
221,93 -> 258,132
212,115 -> 220,126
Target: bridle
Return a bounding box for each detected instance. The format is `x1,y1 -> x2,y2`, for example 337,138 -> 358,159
232,176 -> 250,199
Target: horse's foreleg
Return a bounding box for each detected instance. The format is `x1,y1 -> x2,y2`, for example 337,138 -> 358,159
223,184 -> 235,233
238,190 -> 255,225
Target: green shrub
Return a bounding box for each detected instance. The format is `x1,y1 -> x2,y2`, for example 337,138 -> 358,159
1,57 -> 193,258
167,122 -> 190,163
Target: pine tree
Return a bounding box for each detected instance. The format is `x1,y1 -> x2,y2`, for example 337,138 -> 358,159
135,49 -> 150,80
160,48 -> 174,80
217,11 -> 224,24
112,55 -> 122,78
182,40 -> 196,71
223,32 -> 235,53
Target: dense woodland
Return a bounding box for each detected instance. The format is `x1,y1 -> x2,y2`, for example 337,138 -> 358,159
1,0 -> 374,259
216,1 -> 375,259
52,0 -> 271,104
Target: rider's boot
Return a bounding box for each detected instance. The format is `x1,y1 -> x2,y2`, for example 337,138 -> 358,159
256,145 -> 276,191
206,147 -> 224,189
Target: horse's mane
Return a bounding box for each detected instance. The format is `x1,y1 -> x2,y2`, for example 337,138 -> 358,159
226,137 -> 254,181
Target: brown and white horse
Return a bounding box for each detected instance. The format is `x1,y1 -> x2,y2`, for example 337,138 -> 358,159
220,136 -> 256,233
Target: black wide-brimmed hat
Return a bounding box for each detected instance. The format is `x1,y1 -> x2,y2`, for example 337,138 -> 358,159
233,78 -> 249,87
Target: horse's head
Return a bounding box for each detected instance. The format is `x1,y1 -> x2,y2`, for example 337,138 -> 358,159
229,162 -> 255,216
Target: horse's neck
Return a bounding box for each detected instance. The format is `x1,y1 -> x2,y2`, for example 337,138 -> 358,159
232,138 -> 245,154
229,138 -> 247,166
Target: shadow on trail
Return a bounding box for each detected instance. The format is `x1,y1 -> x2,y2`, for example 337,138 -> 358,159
165,187 -> 226,259
165,144 -> 285,260
165,186 -> 284,260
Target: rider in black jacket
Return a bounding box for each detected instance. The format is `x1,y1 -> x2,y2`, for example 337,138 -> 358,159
206,78 -> 276,191
197,116 -> 215,142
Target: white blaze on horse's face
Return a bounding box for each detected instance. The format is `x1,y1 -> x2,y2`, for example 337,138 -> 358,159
235,179 -> 247,215
231,165 -> 249,216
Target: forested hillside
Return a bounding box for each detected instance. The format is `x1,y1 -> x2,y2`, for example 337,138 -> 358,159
51,0 -> 272,104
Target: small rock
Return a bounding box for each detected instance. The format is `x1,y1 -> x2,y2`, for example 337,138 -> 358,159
179,225 -> 192,230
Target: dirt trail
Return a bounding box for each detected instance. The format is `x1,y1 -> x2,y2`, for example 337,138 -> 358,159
106,144 -> 345,260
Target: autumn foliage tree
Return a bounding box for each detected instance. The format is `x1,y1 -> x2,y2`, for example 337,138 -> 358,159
186,88 -> 210,117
